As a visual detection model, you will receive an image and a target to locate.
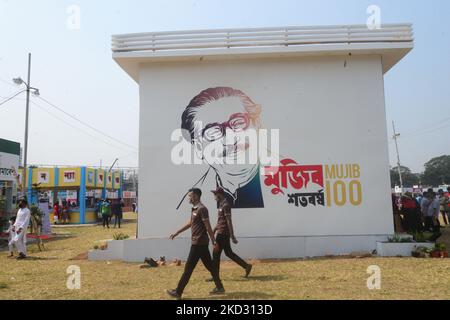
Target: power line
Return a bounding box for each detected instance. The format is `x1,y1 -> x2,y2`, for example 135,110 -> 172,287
30,99 -> 138,153
0,90 -> 26,107
400,122 -> 450,140
401,115 -> 450,138
0,77 -> 17,88
0,92 -> 138,161
31,99 -> 136,153
388,116 -> 450,144
116,151 -> 138,160
0,94 -> 26,101
406,123 -> 450,139
29,163 -> 139,169
36,95 -> 138,151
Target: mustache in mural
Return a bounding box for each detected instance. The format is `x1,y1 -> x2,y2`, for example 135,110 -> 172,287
171,127 -> 280,166
221,142 -> 250,158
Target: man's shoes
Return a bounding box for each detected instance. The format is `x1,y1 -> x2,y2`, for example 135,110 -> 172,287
244,264 -> 252,278
205,277 -> 214,282
144,257 -> 158,267
170,259 -> 182,266
16,253 -> 26,260
210,287 -> 225,295
166,289 -> 181,300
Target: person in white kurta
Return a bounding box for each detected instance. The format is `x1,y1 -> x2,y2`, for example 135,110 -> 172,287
5,217 -> 16,257
13,200 -> 31,259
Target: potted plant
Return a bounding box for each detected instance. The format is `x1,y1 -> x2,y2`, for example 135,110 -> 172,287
376,233 -> 434,257
112,233 -> 130,240
431,243 -> 448,258
411,246 -> 432,258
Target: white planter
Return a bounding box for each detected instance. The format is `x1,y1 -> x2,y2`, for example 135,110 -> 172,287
376,242 -> 434,257
88,240 -> 124,261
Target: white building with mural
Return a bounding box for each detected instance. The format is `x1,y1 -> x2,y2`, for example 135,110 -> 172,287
0,138 -> 20,221
90,24 -> 413,261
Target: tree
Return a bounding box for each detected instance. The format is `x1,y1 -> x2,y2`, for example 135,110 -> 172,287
29,204 -> 45,251
390,165 -> 420,188
422,155 -> 450,186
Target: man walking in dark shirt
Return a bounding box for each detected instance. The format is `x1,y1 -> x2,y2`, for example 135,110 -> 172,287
210,187 -> 252,279
167,188 -> 225,299
112,198 -> 123,228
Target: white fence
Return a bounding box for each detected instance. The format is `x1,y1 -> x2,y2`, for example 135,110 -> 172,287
112,24 -> 413,53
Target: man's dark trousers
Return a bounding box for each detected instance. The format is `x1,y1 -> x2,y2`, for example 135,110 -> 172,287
213,233 -> 248,275
176,245 -> 223,295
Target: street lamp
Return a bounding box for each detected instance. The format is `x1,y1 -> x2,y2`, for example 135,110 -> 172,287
13,53 -> 40,200
12,77 -> 24,85
13,77 -> 39,95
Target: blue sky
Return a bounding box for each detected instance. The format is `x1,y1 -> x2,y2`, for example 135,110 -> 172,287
0,0 -> 449,172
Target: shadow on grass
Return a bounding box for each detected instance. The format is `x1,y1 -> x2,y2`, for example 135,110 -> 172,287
193,291 -> 275,300
43,234 -> 77,242
24,234 -> 77,248
232,275 -> 288,282
21,256 -> 59,261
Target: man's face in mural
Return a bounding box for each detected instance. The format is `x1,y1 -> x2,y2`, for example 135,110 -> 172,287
192,96 -> 261,175
181,87 -> 265,205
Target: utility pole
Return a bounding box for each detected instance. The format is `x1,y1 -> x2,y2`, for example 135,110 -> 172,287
22,53 -> 32,198
392,121 -> 403,193
132,170 -> 137,197
132,169 -> 138,238
108,158 -> 119,173
13,53 -> 40,200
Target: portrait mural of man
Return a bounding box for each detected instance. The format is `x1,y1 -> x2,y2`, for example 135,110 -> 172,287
181,87 -> 264,209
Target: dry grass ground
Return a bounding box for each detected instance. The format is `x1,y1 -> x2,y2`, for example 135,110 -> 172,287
1,213 -> 449,300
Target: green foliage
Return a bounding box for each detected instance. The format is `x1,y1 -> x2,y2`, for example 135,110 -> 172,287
29,204 -> 44,227
0,217 -> 8,233
411,232 -> 425,242
390,166 -> 420,188
390,155 -> 450,187
422,155 -> 450,186
388,234 -> 413,243
112,233 -> 129,240
433,243 -> 447,252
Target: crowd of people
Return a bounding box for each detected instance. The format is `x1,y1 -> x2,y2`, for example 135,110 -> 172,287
95,198 -> 124,229
3,197 -> 126,260
392,186 -> 450,238
52,200 -> 70,224
51,197 -> 124,227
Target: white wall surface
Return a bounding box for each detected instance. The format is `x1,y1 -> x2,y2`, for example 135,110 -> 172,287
137,54 -> 394,241
89,235 -> 390,262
